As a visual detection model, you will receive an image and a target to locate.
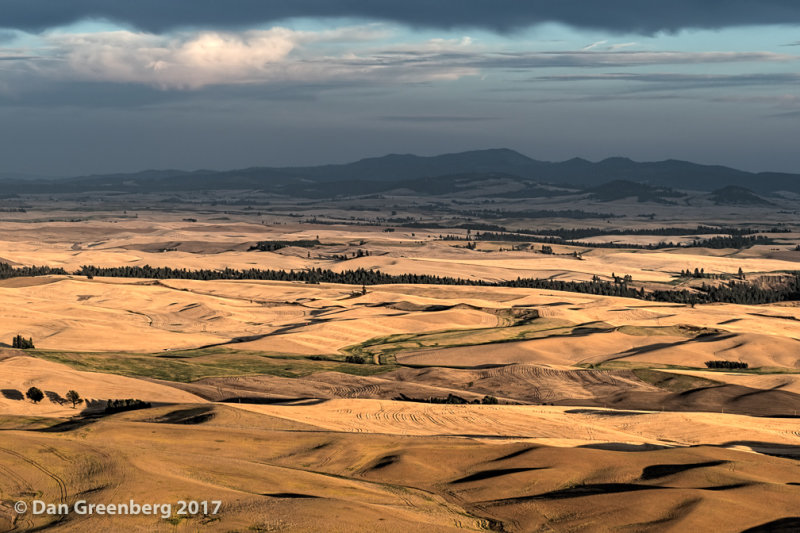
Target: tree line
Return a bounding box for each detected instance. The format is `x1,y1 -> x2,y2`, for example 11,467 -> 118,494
450,232 -> 772,250
105,399 -> 151,414
0,263 -> 67,279
424,224 -> 779,239
511,225 -> 787,240
1,262 -> 798,306
394,393 -> 499,405
21,386 -> 147,413
248,239 -> 321,252
705,360 -> 749,369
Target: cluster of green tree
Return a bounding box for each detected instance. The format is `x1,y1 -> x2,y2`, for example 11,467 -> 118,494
504,276 -> 645,300
104,399 -> 152,414
507,274 -> 800,305
331,249 -> 371,261
23,387 -> 82,407
345,355 -> 366,364
348,285 -> 368,297
0,263 -> 67,279
300,217 -> 379,226
680,268 -> 713,279
646,278 -> 800,306
461,209 -> 618,220
248,239 -> 321,252
678,267 -> 745,280
695,279 -> 800,304
705,360 -> 749,369
401,222 -> 507,232
693,235 -> 771,249
11,335 -> 34,349
385,216 -> 416,225
458,232 -> 771,250
394,393 -> 499,405
514,225 -> 782,240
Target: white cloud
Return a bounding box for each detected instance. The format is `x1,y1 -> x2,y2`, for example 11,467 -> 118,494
608,42 -> 638,51
582,40 -> 607,50
48,29 -> 297,89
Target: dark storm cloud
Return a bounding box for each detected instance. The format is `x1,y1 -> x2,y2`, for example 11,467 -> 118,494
3,1 -> 800,34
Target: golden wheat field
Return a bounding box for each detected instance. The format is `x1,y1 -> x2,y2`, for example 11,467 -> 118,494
0,210 -> 798,532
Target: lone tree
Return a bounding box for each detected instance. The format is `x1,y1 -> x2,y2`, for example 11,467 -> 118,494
26,386 -> 44,404
12,335 -> 34,349
65,390 -> 83,408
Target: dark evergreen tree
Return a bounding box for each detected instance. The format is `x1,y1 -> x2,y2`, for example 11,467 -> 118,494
65,390 -> 83,408
12,335 -> 34,349
26,386 -> 44,403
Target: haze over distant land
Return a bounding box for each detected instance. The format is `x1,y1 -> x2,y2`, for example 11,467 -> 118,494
2,149 -> 798,196
2,1 -> 800,175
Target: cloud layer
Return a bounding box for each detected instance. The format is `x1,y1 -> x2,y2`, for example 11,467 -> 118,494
3,26 -> 795,91
3,1 -> 800,33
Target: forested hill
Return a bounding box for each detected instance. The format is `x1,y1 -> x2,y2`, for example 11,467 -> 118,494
0,149 -> 798,195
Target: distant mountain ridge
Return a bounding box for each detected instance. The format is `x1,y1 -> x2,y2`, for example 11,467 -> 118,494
0,148 -> 798,195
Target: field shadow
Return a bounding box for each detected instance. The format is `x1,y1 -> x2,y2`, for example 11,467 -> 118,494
740,517 -> 800,532
488,483 -> 664,504
490,447 -> 539,462
1,388 -> 23,400
366,454 -> 400,471
220,397 -> 328,406
35,417 -> 98,433
148,406 -> 216,425
263,493 -> 320,499
640,460 -> 728,480
45,391 -> 67,405
607,331 -> 739,361
578,442 -> 672,452
717,441 -> 800,459
452,467 -> 546,484
565,408 -> 648,417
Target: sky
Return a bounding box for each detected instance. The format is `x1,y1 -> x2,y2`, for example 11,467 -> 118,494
1,1 -> 800,176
